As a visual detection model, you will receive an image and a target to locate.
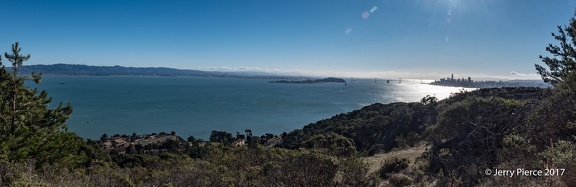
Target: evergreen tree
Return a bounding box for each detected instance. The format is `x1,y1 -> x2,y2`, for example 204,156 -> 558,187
536,10 -> 576,85
0,42 -> 82,166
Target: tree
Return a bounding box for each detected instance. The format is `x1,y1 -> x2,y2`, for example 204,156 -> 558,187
0,42 -> 80,166
160,139 -> 180,152
209,130 -> 233,143
187,135 -> 196,142
100,133 -> 108,141
420,95 -> 438,105
536,10 -> 576,85
425,96 -> 531,186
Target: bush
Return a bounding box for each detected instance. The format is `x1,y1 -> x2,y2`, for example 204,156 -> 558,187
367,144 -> 386,156
379,157 -> 410,179
338,158 -> 370,186
388,173 -> 413,187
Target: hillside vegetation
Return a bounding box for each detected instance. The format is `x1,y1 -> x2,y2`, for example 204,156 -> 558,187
2,11 -> 576,187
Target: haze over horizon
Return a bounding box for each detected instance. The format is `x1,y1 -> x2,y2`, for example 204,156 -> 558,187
2,0 -> 575,80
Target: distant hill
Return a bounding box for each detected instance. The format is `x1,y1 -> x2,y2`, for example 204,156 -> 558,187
18,64 -> 219,76
17,64 -> 348,82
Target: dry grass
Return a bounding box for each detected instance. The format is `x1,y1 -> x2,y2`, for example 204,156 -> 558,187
362,146 -> 428,175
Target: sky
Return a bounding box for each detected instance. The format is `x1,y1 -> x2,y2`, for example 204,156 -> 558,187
1,0 -> 576,80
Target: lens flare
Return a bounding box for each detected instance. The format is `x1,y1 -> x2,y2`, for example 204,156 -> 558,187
370,6 -> 378,13
361,11 -> 369,19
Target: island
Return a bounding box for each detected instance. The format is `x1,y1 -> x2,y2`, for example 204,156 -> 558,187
269,77 -> 346,84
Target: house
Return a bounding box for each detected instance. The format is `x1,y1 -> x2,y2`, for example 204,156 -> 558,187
102,141 -> 113,150
232,139 -> 245,147
114,138 -> 127,147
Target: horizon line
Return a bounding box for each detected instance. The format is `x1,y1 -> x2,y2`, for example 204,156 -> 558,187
18,63 -> 544,81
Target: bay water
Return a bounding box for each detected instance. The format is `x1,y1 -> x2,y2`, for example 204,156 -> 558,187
31,75 -> 467,140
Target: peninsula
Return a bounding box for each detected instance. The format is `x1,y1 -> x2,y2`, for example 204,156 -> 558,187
269,77 -> 347,84
430,74 -> 549,88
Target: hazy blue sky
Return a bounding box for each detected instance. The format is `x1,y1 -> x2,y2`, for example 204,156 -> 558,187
2,0 -> 575,79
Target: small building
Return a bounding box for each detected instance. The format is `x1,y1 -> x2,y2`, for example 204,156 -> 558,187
114,138 -> 127,145
232,139 -> 246,147
102,141 -> 112,150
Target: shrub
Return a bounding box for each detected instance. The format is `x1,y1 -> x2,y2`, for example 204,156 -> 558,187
388,173 -> 414,187
379,157 -> 410,179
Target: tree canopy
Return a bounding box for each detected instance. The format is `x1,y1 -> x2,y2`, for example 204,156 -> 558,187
536,10 -> 576,85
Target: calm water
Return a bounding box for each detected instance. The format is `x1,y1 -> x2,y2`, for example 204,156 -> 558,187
31,75 -> 468,139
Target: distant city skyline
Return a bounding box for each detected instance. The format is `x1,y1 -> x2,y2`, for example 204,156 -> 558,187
1,0 -> 575,80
